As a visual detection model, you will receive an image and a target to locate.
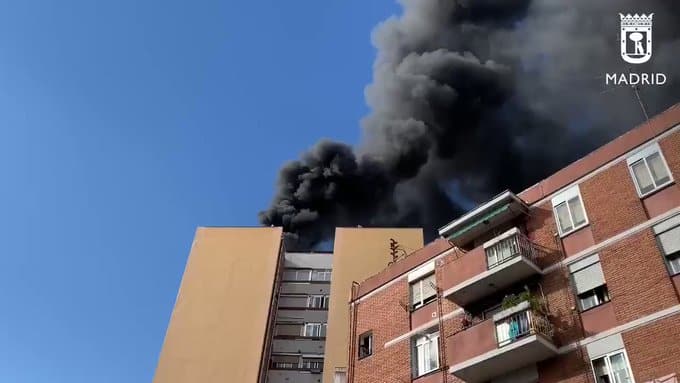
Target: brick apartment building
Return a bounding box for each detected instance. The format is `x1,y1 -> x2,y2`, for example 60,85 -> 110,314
345,103 -> 680,383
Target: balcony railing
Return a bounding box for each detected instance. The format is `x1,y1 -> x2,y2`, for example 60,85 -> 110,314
271,360 -> 324,371
447,301 -> 558,383
485,230 -> 539,270
441,228 -> 545,307
495,306 -> 553,347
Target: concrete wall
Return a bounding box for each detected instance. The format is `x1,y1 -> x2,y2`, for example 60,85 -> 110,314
153,227 -> 283,383
272,338 -> 326,354
285,252 -> 333,268
322,228 -> 423,383
280,283 -> 331,295
276,308 -> 328,323
268,369 -> 323,383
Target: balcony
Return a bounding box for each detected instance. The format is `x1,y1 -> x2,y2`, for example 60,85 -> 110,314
438,191 -> 529,246
270,355 -> 324,372
441,228 -> 543,306
446,301 -> 557,383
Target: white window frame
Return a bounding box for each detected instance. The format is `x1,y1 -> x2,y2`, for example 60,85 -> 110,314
590,349 -> 635,383
626,143 -> 674,198
413,331 -> 440,377
283,269 -> 312,281
303,322 -> 326,337
358,331 -> 373,359
311,270 -> 332,281
551,185 -> 589,236
654,214 -> 680,276
410,273 -> 437,310
308,295 -> 329,309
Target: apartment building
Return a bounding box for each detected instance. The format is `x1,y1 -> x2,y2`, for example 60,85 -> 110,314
347,103 -> 680,383
268,251 -> 332,383
153,226 -> 424,383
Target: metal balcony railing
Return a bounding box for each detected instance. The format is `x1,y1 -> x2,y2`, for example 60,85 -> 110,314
494,307 -> 553,347
485,231 -> 539,270
271,360 -> 324,370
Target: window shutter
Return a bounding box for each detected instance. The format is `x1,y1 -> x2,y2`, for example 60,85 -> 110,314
410,281 -> 422,305
421,274 -> 437,299
571,262 -> 606,294
658,226 -> 680,255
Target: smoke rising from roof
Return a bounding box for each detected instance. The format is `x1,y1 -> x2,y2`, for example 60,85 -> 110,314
259,0 -> 680,248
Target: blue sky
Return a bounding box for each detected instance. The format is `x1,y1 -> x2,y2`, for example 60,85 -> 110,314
0,1 -> 399,381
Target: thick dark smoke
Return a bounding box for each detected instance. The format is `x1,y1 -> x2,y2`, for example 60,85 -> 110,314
260,0 -> 680,248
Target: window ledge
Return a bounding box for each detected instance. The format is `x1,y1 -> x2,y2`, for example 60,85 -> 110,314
410,298 -> 438,313
278,306 -> 329,311
413,367 -> 442,381
639,180 -> 675,199
579,300 -> 612,314
559,223 -> 590,239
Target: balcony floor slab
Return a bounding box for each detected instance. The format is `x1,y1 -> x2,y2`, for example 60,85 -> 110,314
449,334 -> 557,383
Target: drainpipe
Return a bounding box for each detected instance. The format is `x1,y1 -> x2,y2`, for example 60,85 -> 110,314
347,281 -> 360,383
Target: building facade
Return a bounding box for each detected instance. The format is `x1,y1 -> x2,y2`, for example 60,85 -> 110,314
268,251 -> 333,383
347,104 -> 680,383
153,227 -> 423,383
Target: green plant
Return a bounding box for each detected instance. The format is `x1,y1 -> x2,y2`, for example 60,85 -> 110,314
501,291 -> 546,313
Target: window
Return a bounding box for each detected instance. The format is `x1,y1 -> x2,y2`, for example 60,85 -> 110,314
413,331 -> 439,377
627,143 -> 673,197
578,285 -> 610,311
275,323 -> 304,336
591,350 -> 634,383
278,295 -> 308,308
283,269 -> 312,281
271,354 -> 299,369
485,229 -> 521,269
301,358 -> 324,370
552,185 -> 588,235
282,269 -> 331,282
311,270 -> 332,281
303,323 -> 327,337
653,215 -> 680,276
358,332 -> 373,359
569,254 -> 610,311
309,295 -> 329,309
410,273 -> 437,310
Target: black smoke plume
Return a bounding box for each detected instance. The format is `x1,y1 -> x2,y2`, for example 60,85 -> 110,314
260,0 -> 680,248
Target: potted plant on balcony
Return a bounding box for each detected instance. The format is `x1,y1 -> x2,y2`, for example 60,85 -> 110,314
500,290 -> 547,315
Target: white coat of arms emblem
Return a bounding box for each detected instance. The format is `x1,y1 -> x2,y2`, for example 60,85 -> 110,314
620,13 -> 653,64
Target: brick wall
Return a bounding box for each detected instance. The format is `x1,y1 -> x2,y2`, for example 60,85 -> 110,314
353,279 -> 412,383
580,162 -> 648,242
599,230 -> 680,324
538,349 -> 592,383
349,130 -> 680,383
623,315 -> 680,382
660,130 -> 680,181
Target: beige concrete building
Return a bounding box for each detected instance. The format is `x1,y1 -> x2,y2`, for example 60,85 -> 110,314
323,228 -> 423,383
154,226 -> 423,383
153,227 -> 284,383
